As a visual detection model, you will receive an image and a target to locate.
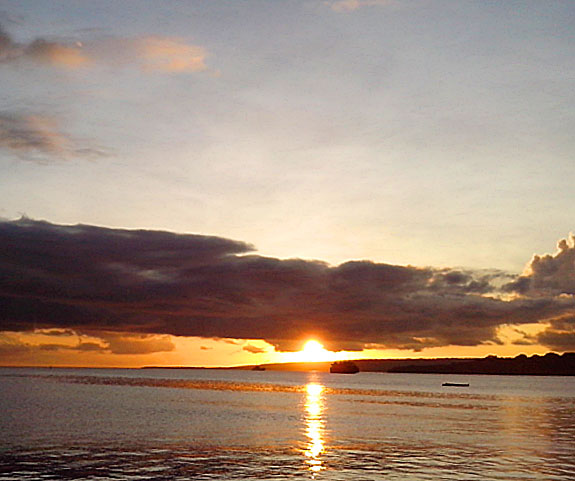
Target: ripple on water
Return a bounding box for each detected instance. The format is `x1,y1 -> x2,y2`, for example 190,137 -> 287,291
3,439 -> 574,481
0,446 -> 312,481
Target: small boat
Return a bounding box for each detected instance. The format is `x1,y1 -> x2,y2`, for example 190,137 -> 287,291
442,382 -> 469,387
251,365 -> 266,371
330,361 -> 359,374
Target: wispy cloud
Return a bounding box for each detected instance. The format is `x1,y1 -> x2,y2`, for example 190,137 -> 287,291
0,112 -> 105,162
126,36 -> 207,73
0,24 -> 208,73
326,0 -> 392,12
1,218 -> 573,354
1,24 -> 89,68
25,39 -> 90,69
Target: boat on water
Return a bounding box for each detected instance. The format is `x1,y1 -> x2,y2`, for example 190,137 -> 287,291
330,360 -> 359,374
442,382 -> 469,387
251,365 -> 266,371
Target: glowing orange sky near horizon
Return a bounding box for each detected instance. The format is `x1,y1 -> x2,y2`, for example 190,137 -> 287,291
284,340 -> 339,363
0,327 -> 556,368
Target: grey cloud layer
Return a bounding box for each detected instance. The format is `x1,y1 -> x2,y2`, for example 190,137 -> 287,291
1,218 -> 574,352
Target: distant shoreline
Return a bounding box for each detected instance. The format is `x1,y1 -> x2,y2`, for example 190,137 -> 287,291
142,352 -> 575,376
3,352 -> 574,375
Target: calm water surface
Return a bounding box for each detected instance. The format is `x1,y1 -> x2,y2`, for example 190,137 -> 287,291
1,368 -> 574,480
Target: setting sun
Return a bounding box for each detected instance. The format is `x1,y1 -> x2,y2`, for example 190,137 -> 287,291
278,339 -> 353,364
299,340 -> 332,363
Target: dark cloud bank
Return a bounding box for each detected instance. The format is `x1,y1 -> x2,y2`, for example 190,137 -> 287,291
1,218 -> 575,355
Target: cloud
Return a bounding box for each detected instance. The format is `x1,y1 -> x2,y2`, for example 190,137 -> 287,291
0,24 -> 88,68
523,314 -> 575,352
126,36 -> 207,73
0,25 -> 12,57
76,341 -> 105,352
0,24 -> 208,73
0,218 -> 573,353
0,334 -> 33,355
25,39 -> 90,69
537,331 -> 575,352
512,314 -> 575,352
326,0 -> 391,12
0,330 -> 175,358
34,328 -> 76,337
504,234 -> 575,296
493,235 -> 575,351
0,112 -> 105,162
0,334 -> 106,357
243,344 -> 267,354
101,333 -> 175,355
0,25 -> 206,163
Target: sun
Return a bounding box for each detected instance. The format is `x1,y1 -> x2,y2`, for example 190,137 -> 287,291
279,339 -> 341,363
300,340 -> 333,363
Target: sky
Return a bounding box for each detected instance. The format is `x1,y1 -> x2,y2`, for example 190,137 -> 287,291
1,0 -> 574,367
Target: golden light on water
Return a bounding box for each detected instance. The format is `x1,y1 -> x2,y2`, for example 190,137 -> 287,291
304,381 -> 325,475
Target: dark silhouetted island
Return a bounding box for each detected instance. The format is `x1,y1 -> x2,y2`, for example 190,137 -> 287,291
330,360 -> 360,374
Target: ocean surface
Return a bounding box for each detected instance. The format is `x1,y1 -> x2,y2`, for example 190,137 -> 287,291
1,368 -> 574,480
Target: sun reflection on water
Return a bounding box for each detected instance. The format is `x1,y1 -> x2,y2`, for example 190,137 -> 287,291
304,382 -> 325,476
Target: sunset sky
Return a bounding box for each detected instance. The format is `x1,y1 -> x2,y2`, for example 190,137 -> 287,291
1,0 -> 574,367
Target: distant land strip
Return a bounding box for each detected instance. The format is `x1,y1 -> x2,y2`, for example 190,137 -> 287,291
142,352 -> 575,376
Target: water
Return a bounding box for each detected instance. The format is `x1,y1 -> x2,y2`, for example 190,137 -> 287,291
1,368 -> 574,480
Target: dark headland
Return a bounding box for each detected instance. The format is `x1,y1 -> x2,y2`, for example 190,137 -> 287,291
143,352 -> 575,375
386,352 -> 575,376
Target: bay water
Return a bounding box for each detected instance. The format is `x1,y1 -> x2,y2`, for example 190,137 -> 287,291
1,367 -> 574,480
